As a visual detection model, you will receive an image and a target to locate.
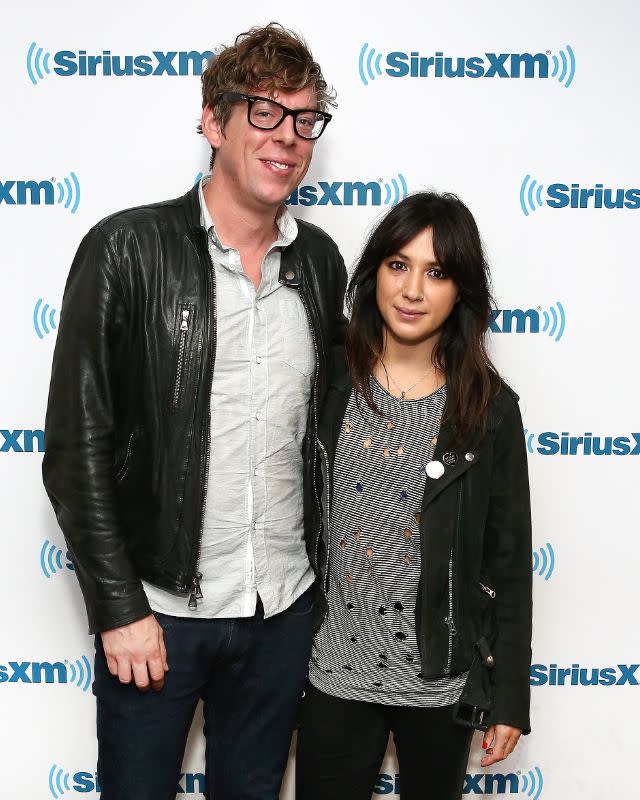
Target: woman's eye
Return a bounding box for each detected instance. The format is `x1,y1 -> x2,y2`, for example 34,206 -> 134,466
388,261 -> 407,271
427,268 -> 446,279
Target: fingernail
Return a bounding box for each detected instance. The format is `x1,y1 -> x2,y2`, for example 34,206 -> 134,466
482,740 -> 487,749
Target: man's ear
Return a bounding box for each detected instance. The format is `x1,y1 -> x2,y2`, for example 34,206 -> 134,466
201,104 -> 223,148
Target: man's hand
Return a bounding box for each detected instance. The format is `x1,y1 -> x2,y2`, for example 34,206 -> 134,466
100,614 -> 169,691
481,724 -> 522,767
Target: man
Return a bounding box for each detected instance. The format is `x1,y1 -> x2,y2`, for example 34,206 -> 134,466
43,23 -> 346,800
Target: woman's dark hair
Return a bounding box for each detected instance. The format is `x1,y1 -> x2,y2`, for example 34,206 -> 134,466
346,191 -> 501,446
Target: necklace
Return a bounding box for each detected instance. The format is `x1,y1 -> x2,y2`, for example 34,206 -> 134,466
380,360 -> 435,401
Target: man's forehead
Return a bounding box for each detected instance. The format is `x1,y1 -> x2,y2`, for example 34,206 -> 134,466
252,84 -> 318,108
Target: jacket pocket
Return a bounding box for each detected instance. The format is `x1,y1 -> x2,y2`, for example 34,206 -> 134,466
169,303 -> 196,411
114,428 -> 138,483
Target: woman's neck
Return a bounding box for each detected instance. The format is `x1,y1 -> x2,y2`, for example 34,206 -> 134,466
373,329 -> 445,399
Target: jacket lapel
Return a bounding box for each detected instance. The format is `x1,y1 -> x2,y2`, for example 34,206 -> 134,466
421,421 -> 479,509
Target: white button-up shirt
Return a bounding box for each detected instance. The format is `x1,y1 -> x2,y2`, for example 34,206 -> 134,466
143,178 -> 316,618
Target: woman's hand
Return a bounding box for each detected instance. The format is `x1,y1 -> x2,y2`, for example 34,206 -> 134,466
481,724 -> 522,767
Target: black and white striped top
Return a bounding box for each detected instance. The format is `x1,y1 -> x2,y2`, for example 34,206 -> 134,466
309,379 -> 467,706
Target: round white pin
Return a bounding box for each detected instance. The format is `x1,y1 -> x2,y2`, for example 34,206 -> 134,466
425,460 -> 445,479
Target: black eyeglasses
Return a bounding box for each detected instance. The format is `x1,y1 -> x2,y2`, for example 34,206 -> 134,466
217,91 -> 332,140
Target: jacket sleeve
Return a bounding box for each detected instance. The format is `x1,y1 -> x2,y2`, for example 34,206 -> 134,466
42,226 -> 151,634
484,396 -> 533,734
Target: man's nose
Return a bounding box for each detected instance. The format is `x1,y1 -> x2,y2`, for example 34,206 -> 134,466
272,113 -> 297,145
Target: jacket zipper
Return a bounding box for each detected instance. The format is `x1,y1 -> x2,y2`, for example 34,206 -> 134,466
188,241 -> 217,609
172,308 -> 191,408
445,482 -> 464,672
479,582 -> 496,599
297,288 -> 322,577
115,430 -> 136,483
317,439 -> 331,595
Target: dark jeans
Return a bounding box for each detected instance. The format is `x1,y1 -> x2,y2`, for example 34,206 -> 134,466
93,585 -> 315,800
296,683 -> 473,800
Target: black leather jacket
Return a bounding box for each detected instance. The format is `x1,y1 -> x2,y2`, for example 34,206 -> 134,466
43,185 -> 347,634
308,350 -> 533,733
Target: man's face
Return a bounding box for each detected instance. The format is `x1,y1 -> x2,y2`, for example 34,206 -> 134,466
202,87 -> 317,212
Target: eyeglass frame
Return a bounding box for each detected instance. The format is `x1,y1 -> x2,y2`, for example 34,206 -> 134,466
215,91 -> 333,140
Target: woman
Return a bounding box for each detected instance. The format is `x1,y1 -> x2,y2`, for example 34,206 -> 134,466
296,192 -> 532,800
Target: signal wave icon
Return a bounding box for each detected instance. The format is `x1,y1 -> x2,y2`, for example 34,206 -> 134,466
40,539 -> 66,578
68,655 -> 92,691
541,302 -> 566,342
48,764 -> 71,799
520,766 -> 544,800
359,43 -> 383,86
56,172 -> 81,214
533,543 -> 555,580
383,173 -> 408,207
520,175 -> 545,216
27,41 -> 52,85
550,45 -> 576,88
33,298 -> 57,339
523,429 -> 535,454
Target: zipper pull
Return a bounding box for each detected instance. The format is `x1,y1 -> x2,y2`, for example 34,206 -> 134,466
444,614 -> 457,635
188,571 -> 203,609
180,309 -> 190,332
479,582 -> 496,599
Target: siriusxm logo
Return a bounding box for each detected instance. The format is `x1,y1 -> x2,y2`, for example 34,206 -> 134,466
0,656 -> 91,690
0,174 -> 80,213
520,175 -> 640,215
523,430 -> 640,456
27,42 -> 214,84
40,539 -> 74,579
375,767 -> 543,798
286,174 -> 408,208
0,429 -> 44,453
489,302 -> 565,341
532,543 -> 555,581
531,663 -> 639,687
47,767 -> 206,797
359,42 -> 575,87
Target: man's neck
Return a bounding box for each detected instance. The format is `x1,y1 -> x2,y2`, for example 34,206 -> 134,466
203,174 -> 279,252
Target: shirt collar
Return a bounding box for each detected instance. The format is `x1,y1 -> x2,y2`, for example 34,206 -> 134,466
198,174 -> 298,252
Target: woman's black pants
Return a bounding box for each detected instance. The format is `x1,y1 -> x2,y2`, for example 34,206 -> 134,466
296,683 -> 473,800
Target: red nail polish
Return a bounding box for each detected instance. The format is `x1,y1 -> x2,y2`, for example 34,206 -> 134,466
482,740 -> 487,749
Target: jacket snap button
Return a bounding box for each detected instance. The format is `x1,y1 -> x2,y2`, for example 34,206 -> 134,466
425,460 -> 445,479
443,452 -> 457,466
486,655 -> 495,667
465,452 -> 475,462
285,269 -> 295,281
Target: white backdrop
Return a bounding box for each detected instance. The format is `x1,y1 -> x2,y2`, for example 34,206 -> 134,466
1,1 -> 639,797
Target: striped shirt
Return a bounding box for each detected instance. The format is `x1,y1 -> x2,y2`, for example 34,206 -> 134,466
309,379 -> 467,706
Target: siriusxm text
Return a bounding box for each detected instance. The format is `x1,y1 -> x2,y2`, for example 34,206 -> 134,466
530,663 -> 639,686
385,51 -> 548,79
47,50 -> 213,77
532,432 -> 639,456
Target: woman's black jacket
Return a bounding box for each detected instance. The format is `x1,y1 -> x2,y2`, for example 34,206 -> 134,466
304,352 -> 532,734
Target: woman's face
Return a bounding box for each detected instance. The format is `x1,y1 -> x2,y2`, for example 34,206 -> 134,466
375,226 -> 459,347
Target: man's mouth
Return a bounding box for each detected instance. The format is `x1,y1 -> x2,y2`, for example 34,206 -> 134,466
262,159 -> 294,171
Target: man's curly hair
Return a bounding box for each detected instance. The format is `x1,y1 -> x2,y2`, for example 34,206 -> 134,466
198,22 -> 336,169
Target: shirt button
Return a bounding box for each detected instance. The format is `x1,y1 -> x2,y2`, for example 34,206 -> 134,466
255,412 -> 261,421
251,522 -> 257,530
255,355 -> 262,364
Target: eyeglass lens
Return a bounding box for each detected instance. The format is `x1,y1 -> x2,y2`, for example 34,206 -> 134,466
248,99 -> 325,139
